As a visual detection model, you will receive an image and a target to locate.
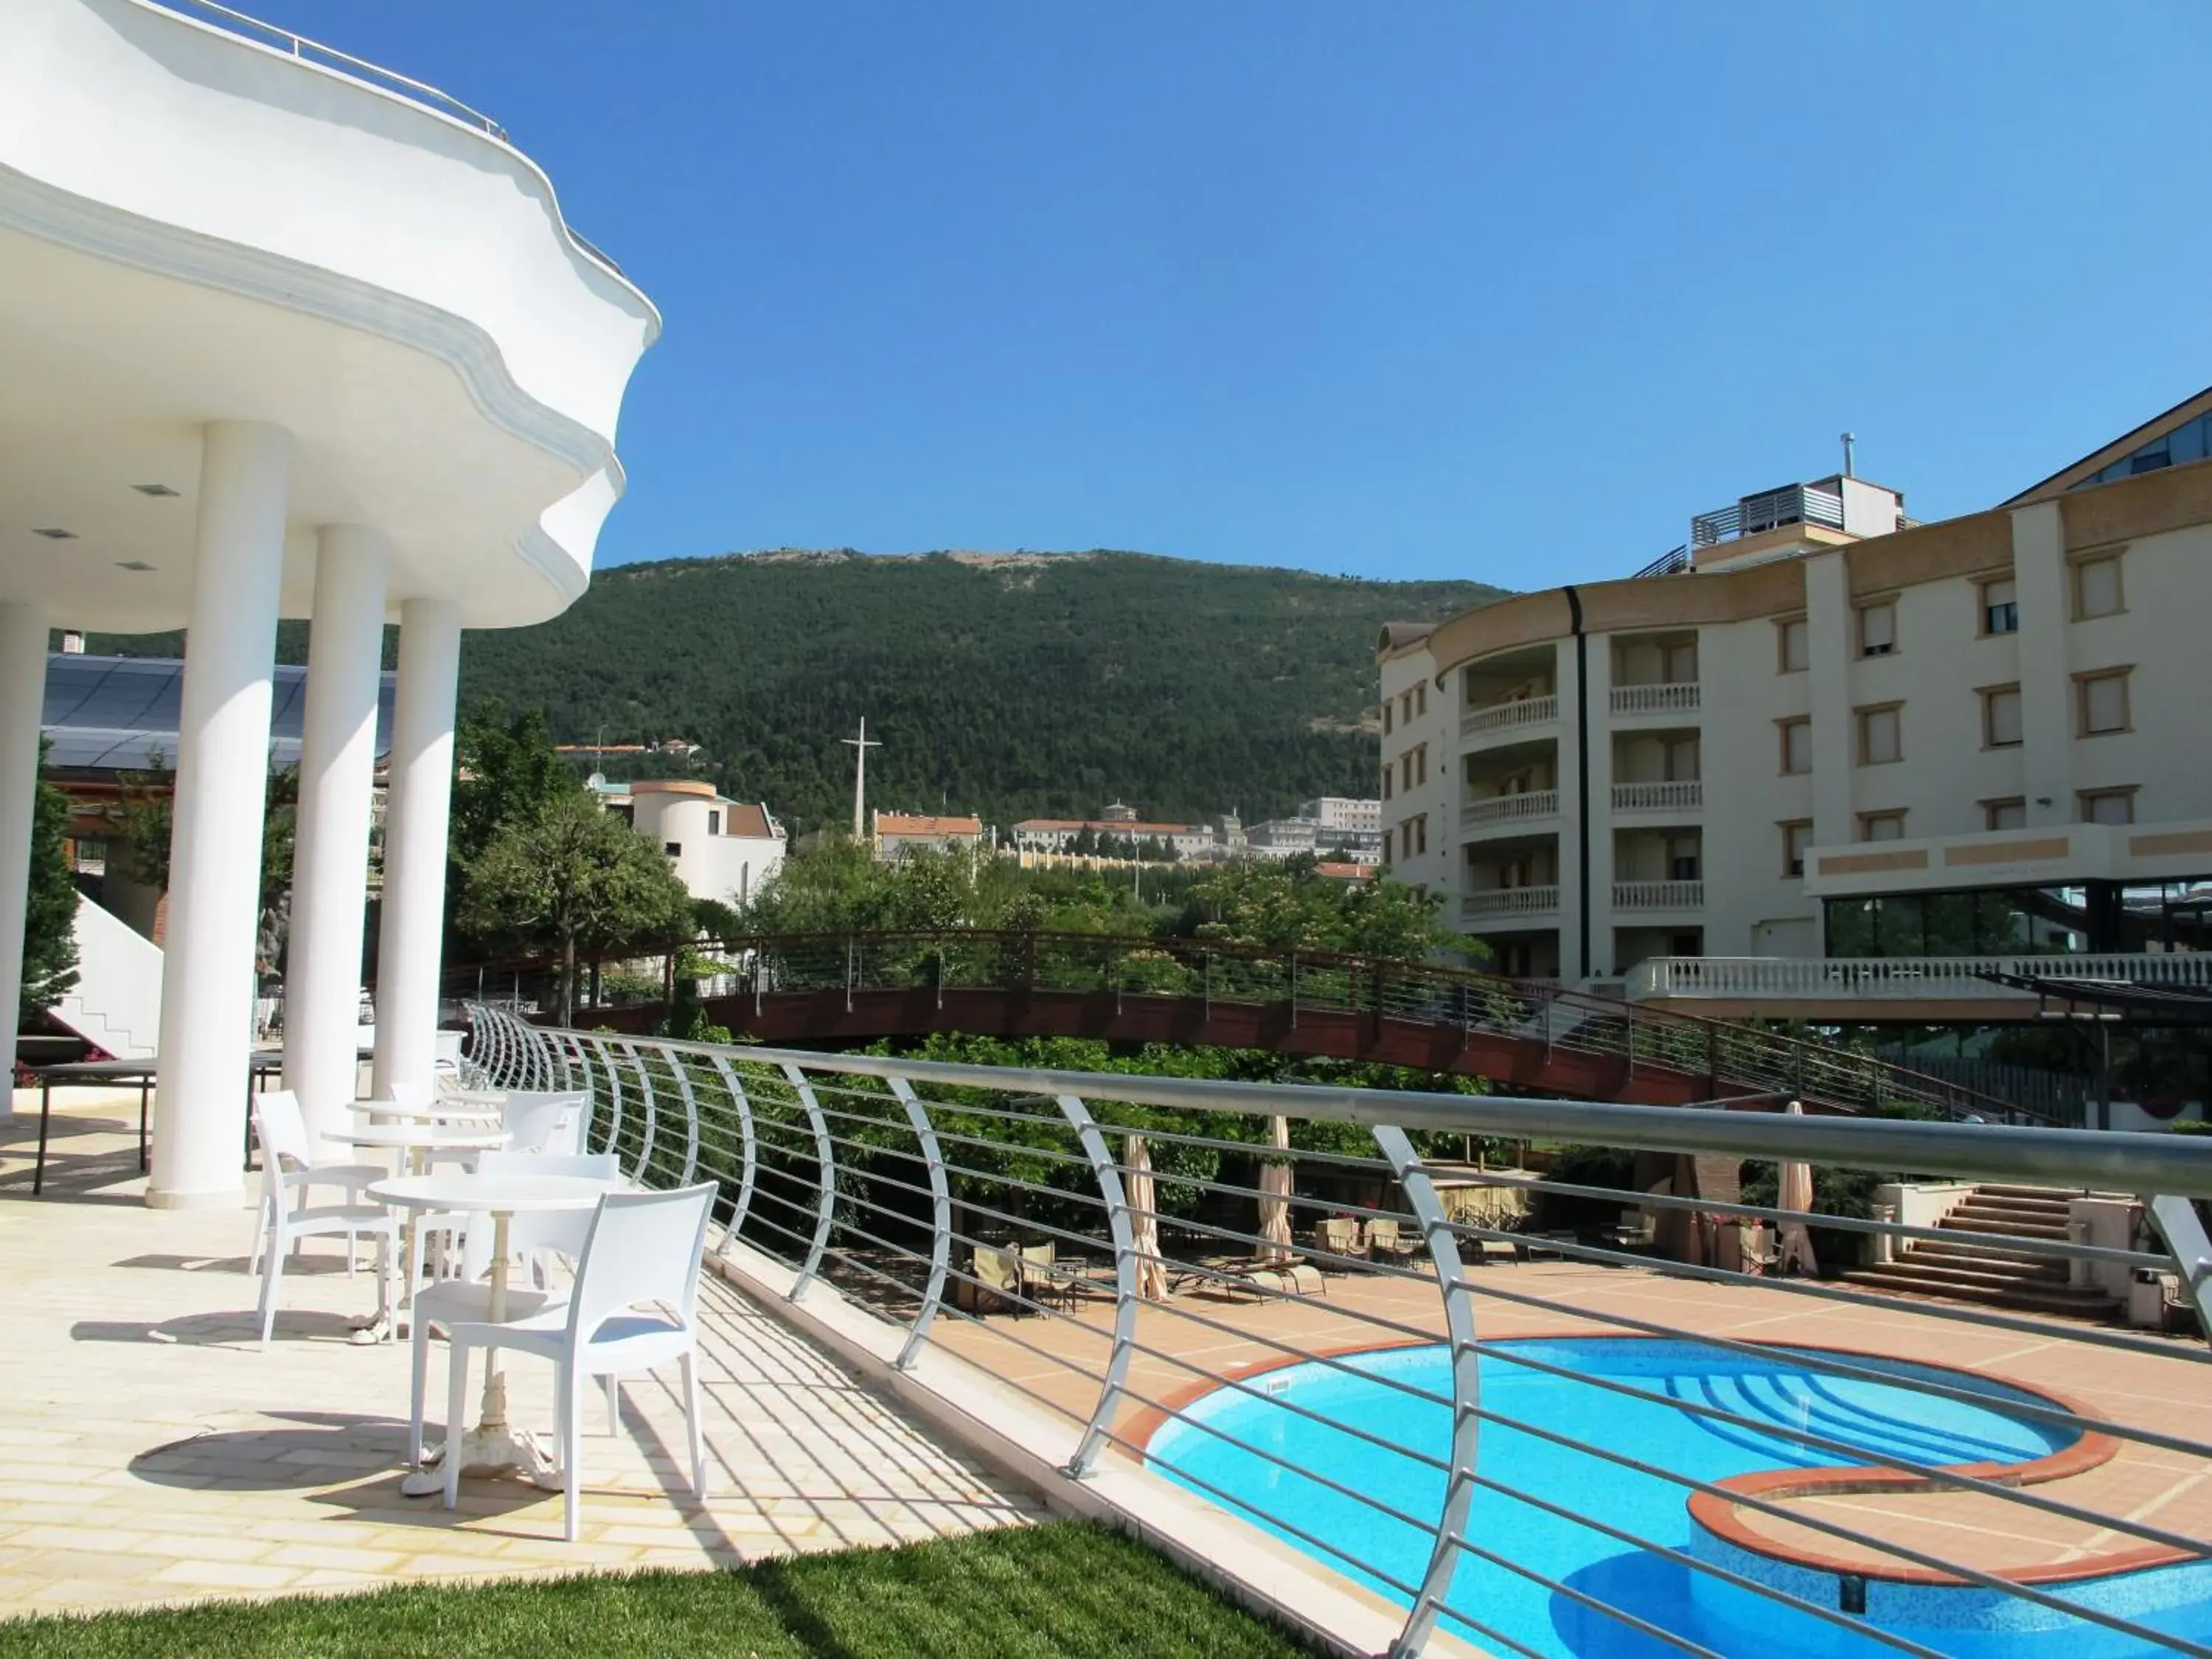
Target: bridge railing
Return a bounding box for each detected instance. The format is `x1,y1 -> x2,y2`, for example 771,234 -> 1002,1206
695,931 -> 2048,1124
463,1004 -> 2212,1659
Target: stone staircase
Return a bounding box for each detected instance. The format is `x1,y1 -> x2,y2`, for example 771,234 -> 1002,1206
1843,1184 -> 2122,1321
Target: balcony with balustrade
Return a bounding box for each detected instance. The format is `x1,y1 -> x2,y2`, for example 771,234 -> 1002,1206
1609,631 -> 1700,721
1456,645 -> 1558,748
1613,879 -> 1705,911
1461,884 -> 1561,923
1610,779 -> 1703,814
1461,789 -> 1560,835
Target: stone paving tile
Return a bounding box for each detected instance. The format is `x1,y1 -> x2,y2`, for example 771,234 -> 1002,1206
0,1095 -> 1040,1618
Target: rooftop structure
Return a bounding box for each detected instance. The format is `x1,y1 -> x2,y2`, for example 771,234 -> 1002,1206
0,0 -> 657,1196
599,777 -> 785,907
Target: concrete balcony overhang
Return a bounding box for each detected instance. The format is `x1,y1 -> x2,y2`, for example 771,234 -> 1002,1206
1802,820 -> 2212,900
0,0 -> 660,632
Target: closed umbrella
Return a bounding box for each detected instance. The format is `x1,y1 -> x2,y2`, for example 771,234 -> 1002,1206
1124,1134 -> 1169,1301
1777,1100 -> 1820,1277
1257,1114 -> 1295,1264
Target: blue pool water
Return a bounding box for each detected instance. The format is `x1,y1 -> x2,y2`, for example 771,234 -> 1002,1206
1147,1338 -> 2212,1657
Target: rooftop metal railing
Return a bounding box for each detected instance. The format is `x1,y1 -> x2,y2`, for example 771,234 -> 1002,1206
152,0 -> 507,136
466,1005 -> 2212,1659
1691,484 -> 1846,549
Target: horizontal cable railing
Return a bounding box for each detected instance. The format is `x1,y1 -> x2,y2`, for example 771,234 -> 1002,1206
467,1006 -> 2212,1659
445,929 -> 2054,1124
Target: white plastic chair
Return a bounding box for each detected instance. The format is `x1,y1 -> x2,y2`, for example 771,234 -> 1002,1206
500,1090 -> 589,1158
251,1091 -> 400,1350
406,1150 -> 619,1467
248,1088 -> 388,1277
442,1183 -> 717,1539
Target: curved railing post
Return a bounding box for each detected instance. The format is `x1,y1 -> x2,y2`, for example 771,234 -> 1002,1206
588,1034 -> 627,1159
1373,1123 -> 1479,1659
782,1061 -> 837,1301
1056,1091 -> 1137,1477
626,1044 -> 659,1185
709,1054 -> 758,1253
660,1043 -> 701,1186
888,1077 -> 952,1369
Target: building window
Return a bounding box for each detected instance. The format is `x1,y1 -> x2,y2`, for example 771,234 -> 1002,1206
1981,684 -> 2023,748
1415,744 -> 1428,787
1859,812 -> 1906,843
1777,616 -> 1809,673
1858,600 -> 1896,658
1984,798 -> 2027,832
1382,703 -> 1393,736
1779,717 -> 1812,775
2074,554 -> 2124,620
1668,834 -> 1700,882
1857,704 -> 1902,766
1781,820 -> 1812,877
664,841 -> 682,857
1416,683 -> 1427,717
2077,669 -> 2131,736
1981,577 -> 2018,635
2080,789 -> 2136,827
1380,768 -> 1392,801
707,810 -> 721,835
1400,753 -> 1412,790
1664,641 -> 1698,684
1401,690 -> 1415,726
1416,814 -> 1429,855
1382,827 -> 1392,863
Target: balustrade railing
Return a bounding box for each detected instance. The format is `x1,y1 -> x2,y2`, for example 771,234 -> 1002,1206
1609,681 -> 1702,715
1613,879 -> 1705,910
1610,780 -> 1703,813
1461,886 -> 1560,919
1461,790 -> 1559,830
1630,953 -> 2212,1003
1461,694 -> 1559,740
459,1004 -> 2212,1659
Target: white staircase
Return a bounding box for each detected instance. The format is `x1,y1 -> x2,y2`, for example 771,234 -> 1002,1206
49,894 -> 163,1060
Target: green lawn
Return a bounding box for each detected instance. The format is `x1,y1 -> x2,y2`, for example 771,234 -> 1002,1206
0,1523 -> 1321,1658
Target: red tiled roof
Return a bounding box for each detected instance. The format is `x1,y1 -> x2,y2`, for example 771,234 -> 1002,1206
1014,818 -> 1204,835
874,813 -> 984,836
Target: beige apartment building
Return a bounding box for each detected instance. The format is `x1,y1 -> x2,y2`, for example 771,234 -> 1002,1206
1380,389 -> 2212,984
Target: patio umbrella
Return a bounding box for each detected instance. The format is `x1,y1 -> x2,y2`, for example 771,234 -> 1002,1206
1776,1099 -> 1820,1277
1123,1134 -> 1169,1300
1257,1114 -> 1295,1264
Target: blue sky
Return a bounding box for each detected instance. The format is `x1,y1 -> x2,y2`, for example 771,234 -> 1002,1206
236,1 -> 2210,588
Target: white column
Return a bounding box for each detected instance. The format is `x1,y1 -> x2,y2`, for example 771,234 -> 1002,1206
372,598 -> 462,1102
150,422 -> 291,1209
0,602 -> 49,1118
283,528 -> 389,1149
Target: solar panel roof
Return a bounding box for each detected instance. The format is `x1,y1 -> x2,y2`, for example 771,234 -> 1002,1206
42,654 -> 395,773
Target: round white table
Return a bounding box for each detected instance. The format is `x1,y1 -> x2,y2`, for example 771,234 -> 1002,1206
351,1100 -> 504,1127
369,1171 -> 624,1497
345,1124 -> 511,1344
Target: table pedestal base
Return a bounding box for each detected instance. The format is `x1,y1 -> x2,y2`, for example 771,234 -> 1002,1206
400,1425 -> 560,1495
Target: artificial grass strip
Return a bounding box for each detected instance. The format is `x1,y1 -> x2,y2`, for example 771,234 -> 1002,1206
0,1522 -> 1323,1658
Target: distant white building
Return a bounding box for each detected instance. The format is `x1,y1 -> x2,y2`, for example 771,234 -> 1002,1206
1011,815 -> 1217,859
603,778 -> 786,907
1247,798 -> 1385,862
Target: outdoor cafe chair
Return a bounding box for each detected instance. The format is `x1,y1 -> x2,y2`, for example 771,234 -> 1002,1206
499,1090 -> 589,1158
251,1091 -> 400,1350
406,1150 -> 619,1467
441,1182 -> 718,1540
248,1087 -> 387,1278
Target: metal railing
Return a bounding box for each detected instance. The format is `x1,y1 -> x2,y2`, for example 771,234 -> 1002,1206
1632,543 -> 1693,580
1629,953 -> 2212,1004
1461,695 -> 1559,740
1614,880 -> 1705,911
454,929 -> 2051,1124
1461,791 -> 1560,830
1611,780 -> 1704,813
1461,886 -> 1561,920
465,1005 -> 2212,1659
1610,682 -> 1702,716
1691,484 -> 1846,548
152,0 -> 507,136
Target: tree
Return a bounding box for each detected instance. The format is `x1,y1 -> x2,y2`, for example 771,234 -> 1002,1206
23,741 -> 79,1018
458,790 -> 694,1024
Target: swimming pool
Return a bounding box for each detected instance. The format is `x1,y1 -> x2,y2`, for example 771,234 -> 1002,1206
1146,1337 -> 2212,1657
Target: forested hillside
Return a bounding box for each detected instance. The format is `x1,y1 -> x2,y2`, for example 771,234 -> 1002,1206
89,550 -> 1505,833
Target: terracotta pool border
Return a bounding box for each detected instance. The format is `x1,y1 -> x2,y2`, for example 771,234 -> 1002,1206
1123,1329 -> 2191,1590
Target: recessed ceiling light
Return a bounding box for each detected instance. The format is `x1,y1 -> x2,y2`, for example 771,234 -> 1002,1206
32,528 -> 77,540
131,484 -> 178,498
115,560 -> 155,572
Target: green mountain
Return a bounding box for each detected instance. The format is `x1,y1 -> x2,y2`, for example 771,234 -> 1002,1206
88,550 -> 1506,833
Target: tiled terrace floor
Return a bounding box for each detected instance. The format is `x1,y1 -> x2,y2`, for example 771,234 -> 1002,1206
929,1238 -> 2212,1584
0,1091 -> 1040,1618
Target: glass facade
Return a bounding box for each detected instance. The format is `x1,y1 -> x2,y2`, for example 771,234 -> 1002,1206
2074,408 -> 2212,487
1825,878 -> 2212,956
